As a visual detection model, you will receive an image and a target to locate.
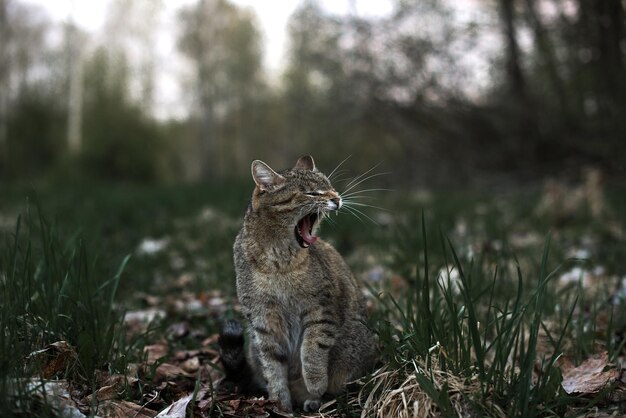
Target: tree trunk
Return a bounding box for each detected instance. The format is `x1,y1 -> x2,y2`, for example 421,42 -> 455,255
524,0 -> 569,116
0,0 -> 8,168
498,0 -> 537,157
594,0 -> 624,111
66,23 -> 84,155
499,0 -> 529,105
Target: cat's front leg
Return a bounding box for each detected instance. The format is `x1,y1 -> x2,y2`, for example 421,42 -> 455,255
300,316 -> 337,411
250,318 -> 292,411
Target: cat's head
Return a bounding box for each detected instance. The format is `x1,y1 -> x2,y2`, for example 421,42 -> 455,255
250,155 -> 341,248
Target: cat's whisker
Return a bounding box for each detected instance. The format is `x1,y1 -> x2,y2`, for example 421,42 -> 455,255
327,155 -> 352,180
342,161 -> 383,190
329,169 -> 349,181
340,195 -> 374,200
328,170 -> 350,184
342,200 -> 391,212
341,188 -> 393,198
342,172 -> 391,195
341,205 -> 366,224
343,172 -> 390,193
323,211 -> 337,228
342,204 -> 380,225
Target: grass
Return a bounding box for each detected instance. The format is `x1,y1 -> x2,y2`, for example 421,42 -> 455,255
357,187 -> 626,417
0,205 -> 132,416
0,179 -> 625,417
368,225 -> 569,416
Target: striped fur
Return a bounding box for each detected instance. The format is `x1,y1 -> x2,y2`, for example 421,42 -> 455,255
226,155 -> 377,412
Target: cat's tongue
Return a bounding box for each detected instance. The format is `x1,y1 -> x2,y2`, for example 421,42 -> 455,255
299,215 -> 318,245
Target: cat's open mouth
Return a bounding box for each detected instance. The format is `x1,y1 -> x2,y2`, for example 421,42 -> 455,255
295,213 -> 318,248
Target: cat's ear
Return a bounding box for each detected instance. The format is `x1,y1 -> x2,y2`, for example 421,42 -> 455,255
251,160 -> 286,191
294,155 -> 316,171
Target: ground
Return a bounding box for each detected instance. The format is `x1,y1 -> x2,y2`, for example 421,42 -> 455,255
1,176 -> 625,417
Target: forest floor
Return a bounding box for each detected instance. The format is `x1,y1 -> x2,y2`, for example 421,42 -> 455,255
1,174 -> 626,417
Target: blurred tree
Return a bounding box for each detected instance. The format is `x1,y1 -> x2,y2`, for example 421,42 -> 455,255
280,0 -> 626,184
282,0 -> 485,183
103,0 -> 162,112
1,0 -> 624,184
510,0 -> 626,169
80,47 -> 170,182
178,0 -> 265,177
0,0 -> 55,178
283,1 -> 340,161
0,0 -> 7,169
65,21 -> 85,155
6,85 -> 66,178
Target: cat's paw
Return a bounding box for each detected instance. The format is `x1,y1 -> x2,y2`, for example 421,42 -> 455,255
269,387 -> 293,412
303,398 -> 321,412
303,371 -> 328,398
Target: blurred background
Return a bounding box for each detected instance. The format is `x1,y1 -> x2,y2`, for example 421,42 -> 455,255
1,0 -> 624,187
2,2 -> 626,416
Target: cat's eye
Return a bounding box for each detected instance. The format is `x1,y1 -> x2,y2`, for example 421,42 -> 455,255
304,191 -> 324,196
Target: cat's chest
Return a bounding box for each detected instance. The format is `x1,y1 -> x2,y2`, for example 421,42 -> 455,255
250,268 -> 311,301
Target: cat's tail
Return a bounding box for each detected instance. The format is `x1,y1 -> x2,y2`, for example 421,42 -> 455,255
218,319 -> 266,396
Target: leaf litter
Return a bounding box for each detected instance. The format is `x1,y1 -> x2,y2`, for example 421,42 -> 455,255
13,174 -> 626,417
558,352 -> 625,399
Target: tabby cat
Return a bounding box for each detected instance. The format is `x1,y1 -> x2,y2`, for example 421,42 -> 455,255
219,155 -> 377,412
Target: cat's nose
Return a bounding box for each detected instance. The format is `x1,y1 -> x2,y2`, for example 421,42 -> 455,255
330,197 -> 342,210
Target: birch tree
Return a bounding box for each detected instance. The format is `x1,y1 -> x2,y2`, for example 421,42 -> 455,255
178,0 -> 263,177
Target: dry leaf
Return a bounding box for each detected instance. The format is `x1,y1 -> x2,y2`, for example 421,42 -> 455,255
195,389 -> 214,411
144,343 -> 169,364
87,383 -> 119,403
175,274 -> 193,288
151,363 -> 193,383
560,352 -> 620,395
24,379 -> 85,417
201,334 -> 219,347
84,374 -> 133,403
155,393 -> 193,418
167,322 -> 190,339
180,357 -> 200,373
125,309 -> 167,333
96,399 -> 157,418
26,341 -> 78,379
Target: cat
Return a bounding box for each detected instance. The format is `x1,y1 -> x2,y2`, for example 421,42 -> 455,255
219,155 -> 378,412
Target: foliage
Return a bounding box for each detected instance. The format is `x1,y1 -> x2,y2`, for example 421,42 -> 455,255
2,0 -> 625,184
0,178 -> 625,416
0,203 -> 132,416
4,86 -> 66,177
278,0 -> 626,182
177,0 -> 270,177
80,48 -> 172,182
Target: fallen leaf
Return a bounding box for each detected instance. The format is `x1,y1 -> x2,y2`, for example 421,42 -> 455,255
155,393 -> 193,418
151,363 -> 193,383
26,341 -> 78,379
84,374 -> 133,403
23,379 -> 85,417
144,343 -> 169,364
175,274 -> 193,288
137,238 -> 169,255
125,309 -> 166,328
560,352 -> 620,395
201,334 -> 219,347
96,399 -> 157,418
167,322 -> 190,340
196,390 -> 214,411
180,357 -> 200,373
88,383 -> 119,403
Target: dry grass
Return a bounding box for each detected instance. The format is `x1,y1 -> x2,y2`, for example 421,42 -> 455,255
356,357 -> 506,418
